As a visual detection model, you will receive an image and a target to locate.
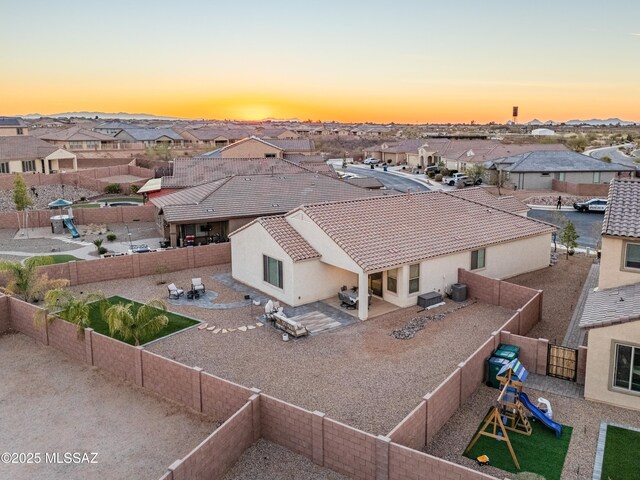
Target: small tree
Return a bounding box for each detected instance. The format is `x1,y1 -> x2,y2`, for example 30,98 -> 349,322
0,257 -> 69,302
559,220 -> 579,259
43,289 -> 106,338
13,173 -> 33,230
154,264 -> 168,285
465,164 -> 486,185
104,299 -> 169,345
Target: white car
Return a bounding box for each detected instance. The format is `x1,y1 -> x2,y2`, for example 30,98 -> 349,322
363,157 -> 380,165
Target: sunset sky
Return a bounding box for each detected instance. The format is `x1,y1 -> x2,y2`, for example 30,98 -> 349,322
1,0 -> 639,123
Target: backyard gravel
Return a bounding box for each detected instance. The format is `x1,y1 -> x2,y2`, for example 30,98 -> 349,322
72,265 -> 516,435
0,333 -> 218,480
426,384 -> 640,480
224,439 -> 347,480
0,184 -> 99,212
507,254 -> 594,343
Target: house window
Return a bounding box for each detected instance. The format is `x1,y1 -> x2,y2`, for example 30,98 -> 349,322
593,172 -> 601,183
265,153 -> 277,158
69,141 -> 83,149
263,255 -> 283,289
471,248 -> 486,270
624,243 -> 640,270
0,162 -> 8,173
21,160 -> 36,172
558,172 -> 566,181
16,128 -> 23,135
541,173 -> 550,176
613,343 -> 640,393
408,264 -> 420,294
387,268 -> 398,293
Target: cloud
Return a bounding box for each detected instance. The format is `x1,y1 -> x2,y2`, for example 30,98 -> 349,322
630,33 -> 640,36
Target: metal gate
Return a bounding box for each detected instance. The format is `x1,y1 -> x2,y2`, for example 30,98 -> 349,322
547,344 -> 577,381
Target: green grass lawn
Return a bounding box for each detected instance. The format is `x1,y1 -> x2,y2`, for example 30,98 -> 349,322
464,409 -> 572,480
95,197 -> 144,203
87,295 -> 198,345
31,255 -> 83,264
71,203 -> 101,209
601,425 -> 640,480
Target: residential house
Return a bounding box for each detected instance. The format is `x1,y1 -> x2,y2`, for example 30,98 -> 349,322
151,170 -> 385,247
0,136 -> 77,173
179,128 -> 252,147
37,126 -> 118,151
200,137 -> 315,159
257,128 -> 300,139
580,179 -> 640,411
230,190 -> 554,320
493,150 -> 634,190
0,117 -> 28,136
364,139 -> 426,164
114,128 -> 184,147
93,121 -> 137,136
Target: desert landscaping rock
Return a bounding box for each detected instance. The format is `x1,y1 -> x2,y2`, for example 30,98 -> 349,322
391,300 -> 474,339
0,184 -> 99,212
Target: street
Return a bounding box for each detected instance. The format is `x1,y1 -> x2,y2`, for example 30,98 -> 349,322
527,208 -> 604,248
345,165 -> 431,192
587,143 -> 637,168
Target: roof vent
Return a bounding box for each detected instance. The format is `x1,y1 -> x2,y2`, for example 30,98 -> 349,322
206,208 -> 214,212
271,203 -> 279,207
244,177 -> 251,181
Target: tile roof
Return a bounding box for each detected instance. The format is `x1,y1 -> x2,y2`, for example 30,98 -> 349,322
118,128 -> 183,141
364,139 -> 426,154
283,154 -> 326,163
602,179 -> 640,238
0,136 -> 71,161
263,138 -> 314,152
295,191 -> 555,272
154,173 -> 386,223
344,177 -> 385,189
446,188 -> 529,213
186,128 -> 253,141
497,151 -> 635,173
579,281 -> 640,329
257,216 -> 321,262
161,157 -> 329,188
38,126 -> 116,142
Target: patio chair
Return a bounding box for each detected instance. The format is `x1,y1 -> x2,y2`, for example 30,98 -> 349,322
191,278 -> 205,293
167,283 -> 184,299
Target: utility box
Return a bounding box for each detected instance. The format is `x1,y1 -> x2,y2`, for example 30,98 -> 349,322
417,292 -> 443,308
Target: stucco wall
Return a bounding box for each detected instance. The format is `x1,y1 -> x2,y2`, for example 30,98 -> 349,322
220,139 -> 282,158
599,236 -> 640,289
584,321 -> 640,411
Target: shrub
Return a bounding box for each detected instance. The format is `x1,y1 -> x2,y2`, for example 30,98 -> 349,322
98,247 -> 108,255
105,183 -> 121,194
427,171 -> 435,178
130,184 -> 140,194
441,168 -> 450,177
434,173 -> 443,182
106,232 -> 117,242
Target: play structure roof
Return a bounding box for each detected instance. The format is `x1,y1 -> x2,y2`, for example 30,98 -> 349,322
498,358 -> 529,382
47,198 -> 72,208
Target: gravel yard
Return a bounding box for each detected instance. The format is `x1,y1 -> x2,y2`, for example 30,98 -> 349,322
67,265 -> 515,435
425,384 -> 640,480
0,184 -> 99,212
0,333 -> 218,480
507,254 -> 594,342
224,439 -> 347,480
483,187 -> 590,207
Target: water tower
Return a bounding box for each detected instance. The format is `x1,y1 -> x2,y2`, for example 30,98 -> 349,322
512,106 -> 519,124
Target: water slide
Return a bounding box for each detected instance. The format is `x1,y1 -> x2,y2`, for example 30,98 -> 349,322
519,392 -> 562,438
62,217 -> 80,239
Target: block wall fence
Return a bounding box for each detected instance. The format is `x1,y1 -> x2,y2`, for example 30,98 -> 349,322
1,294 -> 500,480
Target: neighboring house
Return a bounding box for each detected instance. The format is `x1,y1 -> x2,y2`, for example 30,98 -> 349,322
37,126 -> 118,150
230,190 -> 554,320
151,172 -> 386,247
531,128 -> 556,136
493,150 -> 635,190
0,136 -> 77,173
114,128 -> 184,147
257,128 -> 300,139
93,121 -> 137,136
580,179 -> 640,411
200,137 -> 315,159
364,139 -> 426,164
0,117 -> 29,136
180,128 -> 252,147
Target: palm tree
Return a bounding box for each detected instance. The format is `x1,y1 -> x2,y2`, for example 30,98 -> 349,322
104,299 -> 169,346
43,289 -> 106,338
0,257 -> 68,302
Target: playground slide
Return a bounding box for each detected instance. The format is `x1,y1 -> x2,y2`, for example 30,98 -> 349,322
519,392 -> 562,438
63,218 -> 80,239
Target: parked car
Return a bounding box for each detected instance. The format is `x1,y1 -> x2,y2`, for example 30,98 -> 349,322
363,157 -> 380,165
442,173 -> 482,187
573,198 -> 608,212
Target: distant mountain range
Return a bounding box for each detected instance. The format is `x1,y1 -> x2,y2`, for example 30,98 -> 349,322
527,118 -> 637,126
20,111 -> 180,120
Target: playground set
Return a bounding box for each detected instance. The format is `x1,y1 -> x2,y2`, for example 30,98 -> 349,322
465,358 -> 563,470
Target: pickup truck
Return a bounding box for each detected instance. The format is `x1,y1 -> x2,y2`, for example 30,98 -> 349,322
442,173 -> 482,187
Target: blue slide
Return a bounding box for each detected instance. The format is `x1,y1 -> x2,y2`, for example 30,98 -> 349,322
519,392 -> 562,438
63,218 -> 80,239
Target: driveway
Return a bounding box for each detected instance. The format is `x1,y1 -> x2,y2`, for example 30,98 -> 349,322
345,165 -> 431,192
527,208 -> 603,248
